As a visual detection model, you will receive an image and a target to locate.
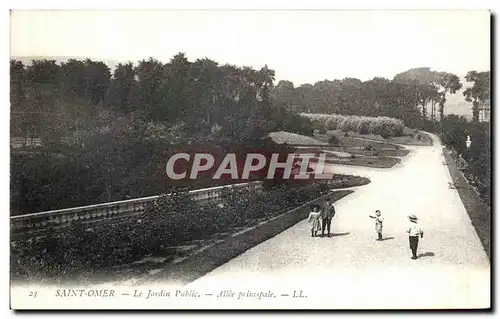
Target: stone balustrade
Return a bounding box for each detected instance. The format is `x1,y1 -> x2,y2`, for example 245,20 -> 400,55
10,181 -> 262,233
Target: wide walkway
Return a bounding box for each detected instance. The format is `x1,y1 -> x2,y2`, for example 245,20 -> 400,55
184,134 -> 490,309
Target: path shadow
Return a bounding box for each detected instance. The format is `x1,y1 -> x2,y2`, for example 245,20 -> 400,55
380,236 -> 394,241
320,232 -> 350,238
417,252 -> 435,258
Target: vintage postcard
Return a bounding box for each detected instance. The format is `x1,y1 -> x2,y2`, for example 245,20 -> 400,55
9,9 -> 491,310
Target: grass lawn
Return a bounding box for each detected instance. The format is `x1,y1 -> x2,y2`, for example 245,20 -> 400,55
270,131 -> 404,152
317,131 -> 402,149
269,131 -> 406,169
345,127 -> 433,146
320,155 -> 400,169
268,131 -> 328,146
346,148 -> 410,157
320,129 -> 432,147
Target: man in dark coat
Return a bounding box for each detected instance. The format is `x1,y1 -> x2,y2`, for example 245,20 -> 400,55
320,198 -> 336,237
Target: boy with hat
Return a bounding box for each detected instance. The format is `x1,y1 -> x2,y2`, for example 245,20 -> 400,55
407,214 -> 424,260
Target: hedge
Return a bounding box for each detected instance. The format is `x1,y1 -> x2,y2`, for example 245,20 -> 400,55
301,113 -> 405,138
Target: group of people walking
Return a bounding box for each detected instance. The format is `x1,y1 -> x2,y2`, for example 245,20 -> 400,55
308,198 -> 424,260
307,198 -> 336,237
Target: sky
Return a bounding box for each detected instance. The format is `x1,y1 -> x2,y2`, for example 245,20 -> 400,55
10,10 -> 490,86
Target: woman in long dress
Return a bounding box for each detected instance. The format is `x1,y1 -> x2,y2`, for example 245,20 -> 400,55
308,205 -> 322,237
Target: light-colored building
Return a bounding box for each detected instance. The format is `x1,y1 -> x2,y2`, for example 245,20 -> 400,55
479,98 -> 490,122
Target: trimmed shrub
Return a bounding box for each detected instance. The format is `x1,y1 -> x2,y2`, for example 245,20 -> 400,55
325,116 -> 345,131
301,113 -> 405,138
357,120 -> 371,135
328,135 -> 340,146
339,118 -> 353,132
392,125 -> 404,137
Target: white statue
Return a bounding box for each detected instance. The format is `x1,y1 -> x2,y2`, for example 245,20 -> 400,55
466,135 -> 471,149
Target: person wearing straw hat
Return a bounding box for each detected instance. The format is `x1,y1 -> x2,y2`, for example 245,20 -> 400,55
407,214 -> 424,260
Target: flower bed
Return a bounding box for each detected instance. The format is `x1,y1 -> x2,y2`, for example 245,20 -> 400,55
442,147 -> 490,259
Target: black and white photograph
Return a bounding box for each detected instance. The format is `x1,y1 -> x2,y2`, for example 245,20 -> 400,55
9,9 -> 491,310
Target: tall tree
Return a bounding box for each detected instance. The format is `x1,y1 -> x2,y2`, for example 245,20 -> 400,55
188,57 -> 221,128
106,62 -> 138,115
436,72 -> 462,121
10,60 -> 26,137
135,57 -> 167,121
24,59 -> 61,142
294,84 -> 314,113
363,77 -> 392,116
163,53 -> 191,123
82,59 -> 112,107
271,80 -> 295,107
393,67 -> 467,126
463,71 -> 490,123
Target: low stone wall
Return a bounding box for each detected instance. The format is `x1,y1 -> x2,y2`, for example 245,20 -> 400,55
11,181 -> 263,234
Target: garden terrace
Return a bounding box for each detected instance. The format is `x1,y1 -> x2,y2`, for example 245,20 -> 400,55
11,175 -> 370,285
10,181 -> 262,235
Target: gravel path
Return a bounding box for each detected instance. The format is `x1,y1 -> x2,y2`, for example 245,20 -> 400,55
185,133 -> 490,309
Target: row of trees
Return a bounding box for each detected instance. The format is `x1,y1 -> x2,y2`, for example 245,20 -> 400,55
11,58 -> 489,147
10,55 -> 312,214
272,67 -> 490,126
10,54 -> 313,145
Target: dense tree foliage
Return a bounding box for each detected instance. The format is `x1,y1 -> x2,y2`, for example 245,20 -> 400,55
10,55 -> 311,214
441,114 -> 469,155
11,55 -> 309,145
462,121 -> 491,204
271,67 -> 463,129
440,114 -> 491,204
10,55 -> 490,214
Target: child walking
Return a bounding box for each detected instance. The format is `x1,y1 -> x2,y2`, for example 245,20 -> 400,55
407,214 -> 424,260
308,205 -> 322,237
369,210 -> 384,241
